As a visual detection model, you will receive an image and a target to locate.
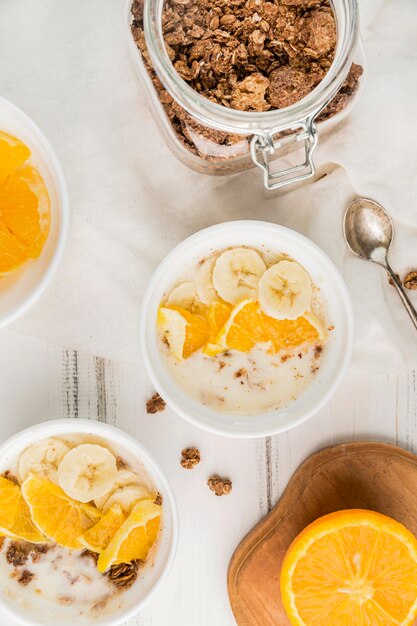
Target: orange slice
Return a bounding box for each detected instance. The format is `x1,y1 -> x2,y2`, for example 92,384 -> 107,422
263,311 -> 325,353
216,300 -> 270,352
158,306 -> 209,359
78,503 -> 125,553
0,476 -> 45,543
216,300 -> 325,354
202,301 -> 232,356
0,131 -> 31,181
21,473 -> 101,549
97,498 -> 161,573
280,509 -> 417,626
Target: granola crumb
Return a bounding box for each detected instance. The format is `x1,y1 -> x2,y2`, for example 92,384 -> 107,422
180,448 -> 201,470
234,368 -> 247,379
116,456 -> 128,470
403,271 -> 417,291
207,475 -> 232,496
17,570 -> 34,586
146,392 -> 166,414
6,542 -> 32,567
106,560 -> 140,589
80,549 -> 99,564
154,492 -> 163,506
58,596 -> 74,605
1,470 -> 19,485
218,361 -> 226,371
314,345 -> 323,358
281,354 -> 291,363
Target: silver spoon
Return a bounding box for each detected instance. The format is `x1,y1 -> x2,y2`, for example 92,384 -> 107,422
343,197 -> 417,331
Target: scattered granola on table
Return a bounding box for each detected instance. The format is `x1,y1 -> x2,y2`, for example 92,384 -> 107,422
130,0 -> 363,159
404,271 -> 417,291
207,474 -> 233,496
180,447 -> 201,469
146,392 -> 166,414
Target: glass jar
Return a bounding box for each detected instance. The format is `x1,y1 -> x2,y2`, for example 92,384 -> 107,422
127,0 -> 364,190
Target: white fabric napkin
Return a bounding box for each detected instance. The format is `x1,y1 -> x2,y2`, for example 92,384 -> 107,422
1,0 -> 416,372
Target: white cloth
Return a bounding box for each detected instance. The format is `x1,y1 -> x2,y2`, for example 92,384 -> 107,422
1,0 -> 416,371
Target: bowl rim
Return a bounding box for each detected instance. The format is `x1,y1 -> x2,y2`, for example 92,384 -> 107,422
140,220 -> 355,439
0,418 -> 179,626
0,96 -> 70,329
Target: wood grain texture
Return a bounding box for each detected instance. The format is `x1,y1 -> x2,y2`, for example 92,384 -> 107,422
228,442 -> 417,626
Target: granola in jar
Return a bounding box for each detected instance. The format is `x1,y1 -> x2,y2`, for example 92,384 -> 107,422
130,0 -> 363,166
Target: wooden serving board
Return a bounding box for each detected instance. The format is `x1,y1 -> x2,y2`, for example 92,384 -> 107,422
228,442 -> 417,626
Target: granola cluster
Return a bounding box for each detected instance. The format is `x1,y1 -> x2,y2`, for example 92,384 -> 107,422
180,447 -> 201,469
131,0 -> 362,159
404,271 -> 417,291
207,474 -> 233,496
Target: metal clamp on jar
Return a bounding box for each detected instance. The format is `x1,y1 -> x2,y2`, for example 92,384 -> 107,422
128,0 -> 363,190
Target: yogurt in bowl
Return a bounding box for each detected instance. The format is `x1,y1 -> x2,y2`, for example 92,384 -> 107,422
140,221 -> 354,438
0,419 -> 178,626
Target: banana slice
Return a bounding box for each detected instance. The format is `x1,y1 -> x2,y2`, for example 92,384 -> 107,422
166,282 -> 203,314
195,255 -> 218,304
94,469 -> 138,510
58,443 -> 117,503
212,248 -> 267,304
258,260 -> 312,320
18,438 -> 71,484
102,483 -> 151,514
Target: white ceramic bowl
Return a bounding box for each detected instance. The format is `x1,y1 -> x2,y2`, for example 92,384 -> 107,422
140,220 -> 354,438
0,97 -> 69,327
0,419 -> 178,626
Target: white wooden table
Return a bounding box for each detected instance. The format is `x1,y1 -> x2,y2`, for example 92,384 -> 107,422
0,327 -> 414,625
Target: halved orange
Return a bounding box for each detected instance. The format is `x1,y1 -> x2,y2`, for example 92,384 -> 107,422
281,509 -> 417,626
78,503 -> 125,553
202,301 -> 232,356
0,476 -> 45,543
21,473 -> 101,549
97,498 -> 161,572
158,306 -> 209,359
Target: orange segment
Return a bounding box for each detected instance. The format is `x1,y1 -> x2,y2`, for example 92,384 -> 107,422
97,498 -> 161,572
78,503 -> 125,553
280,509 -> 417,626
0,223 -> 29,274
216,300 -> 270,352
203,301 -> 232,356
0,476 -> 45,543
0,131 -> 31,181
0,165 -> 50,259
262,312 -> 321,353
21,473 -> 101,549
158,306 -> 209,359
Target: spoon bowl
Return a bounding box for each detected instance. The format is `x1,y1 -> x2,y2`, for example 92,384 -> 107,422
343,198 -> 393,265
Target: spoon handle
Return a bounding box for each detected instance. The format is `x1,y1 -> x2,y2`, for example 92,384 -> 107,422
386,264 -> 417,331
